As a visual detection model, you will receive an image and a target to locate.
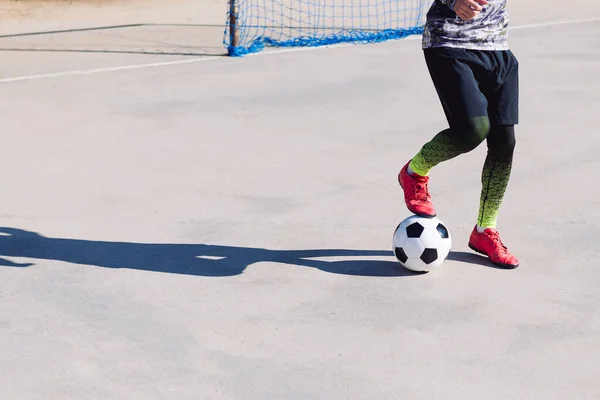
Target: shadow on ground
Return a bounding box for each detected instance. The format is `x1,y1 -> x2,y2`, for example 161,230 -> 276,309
0,24 -> 227,56
0,227 -> 426,277
447,251 -> 507,270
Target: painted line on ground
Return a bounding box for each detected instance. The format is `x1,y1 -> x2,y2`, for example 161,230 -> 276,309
0,57 -> 215,83
509,18 -> 600,30
0,17 -> 598,84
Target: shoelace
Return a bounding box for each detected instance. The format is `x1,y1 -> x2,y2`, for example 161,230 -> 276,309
488,230 -> 509,255
413,177 -> 431,202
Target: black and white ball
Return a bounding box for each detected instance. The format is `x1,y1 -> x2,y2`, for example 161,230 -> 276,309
393,216 -> 452,272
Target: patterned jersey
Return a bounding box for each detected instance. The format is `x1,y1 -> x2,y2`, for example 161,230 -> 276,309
422,0 -> 509,51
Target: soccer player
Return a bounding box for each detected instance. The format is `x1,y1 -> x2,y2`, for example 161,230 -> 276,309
398,0 -> 520,268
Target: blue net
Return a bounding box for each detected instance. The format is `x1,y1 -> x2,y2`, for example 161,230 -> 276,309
224,0 -> 428,56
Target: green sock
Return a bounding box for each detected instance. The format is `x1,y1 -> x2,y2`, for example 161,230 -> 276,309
477,154 -> 513,229
408,117 -> 490,176
408,129 -> 463,176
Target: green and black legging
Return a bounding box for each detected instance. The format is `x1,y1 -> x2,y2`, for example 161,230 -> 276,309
409,47 -> 520,229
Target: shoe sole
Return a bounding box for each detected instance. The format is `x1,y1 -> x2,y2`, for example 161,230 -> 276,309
412,212 -> 437,218
398,178 -> 437,218
468,243 -> 519,269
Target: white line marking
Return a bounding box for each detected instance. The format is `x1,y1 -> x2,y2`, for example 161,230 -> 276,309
0,17 -> 598,84
0,57 -> 216,83
510,18 -> 600,30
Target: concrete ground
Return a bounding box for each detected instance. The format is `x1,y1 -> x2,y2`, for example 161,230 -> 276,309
0,1 -> 599,399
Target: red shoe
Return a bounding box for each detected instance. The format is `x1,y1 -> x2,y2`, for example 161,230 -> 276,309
468,226 -> 520,268
398,161 -> 436,217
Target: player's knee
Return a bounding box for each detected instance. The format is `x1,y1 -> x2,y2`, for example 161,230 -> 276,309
488,125 -> 516,159
456,117 -> 490,152
500,132 -> 516,157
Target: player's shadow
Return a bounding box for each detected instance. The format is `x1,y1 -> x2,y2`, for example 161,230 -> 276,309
0,227 -> 422,277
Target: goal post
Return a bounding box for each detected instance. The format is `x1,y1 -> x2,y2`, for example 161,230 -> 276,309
227,0 -> 240,54
225,0 -> 428,56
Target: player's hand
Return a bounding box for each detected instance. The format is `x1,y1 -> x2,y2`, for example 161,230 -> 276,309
454,0 -> 488,21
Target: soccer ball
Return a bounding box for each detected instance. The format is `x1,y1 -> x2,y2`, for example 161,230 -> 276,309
392,215 -> 452,272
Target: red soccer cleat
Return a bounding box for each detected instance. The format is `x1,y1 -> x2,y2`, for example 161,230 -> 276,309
398,161 -> 437,217
468,226 -> 520,268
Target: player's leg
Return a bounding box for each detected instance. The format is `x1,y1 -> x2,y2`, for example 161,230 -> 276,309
468,50 -> 520,268
399,48 -> 490,217
476,125 -> 516,230
407,117 -> 490,177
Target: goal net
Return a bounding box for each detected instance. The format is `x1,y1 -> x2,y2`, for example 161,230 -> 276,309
224,0 -> 429,56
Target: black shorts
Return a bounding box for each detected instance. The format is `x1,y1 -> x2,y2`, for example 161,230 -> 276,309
424,47 -> 519,127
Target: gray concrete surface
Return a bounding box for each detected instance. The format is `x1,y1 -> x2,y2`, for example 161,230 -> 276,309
0,3 -> 599,399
